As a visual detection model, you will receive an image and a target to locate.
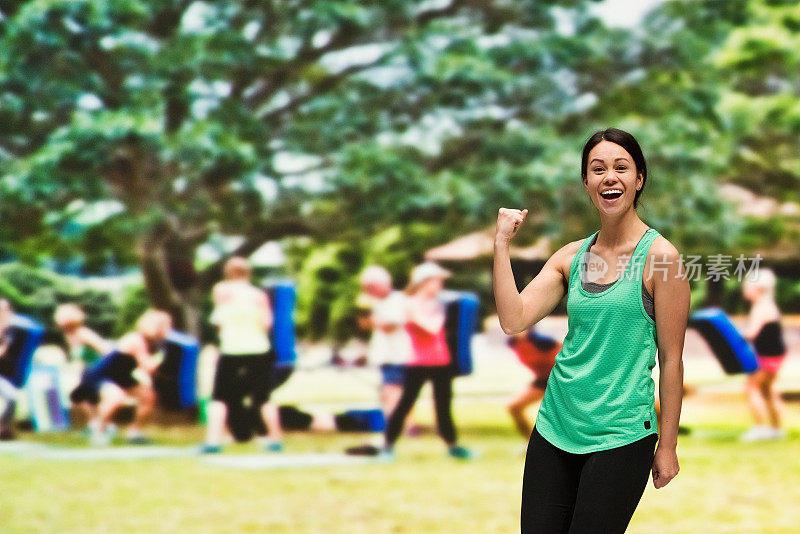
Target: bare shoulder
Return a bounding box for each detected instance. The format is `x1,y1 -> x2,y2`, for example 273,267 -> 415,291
549,238 -> 589,283
250,284 -> 269,303
649,235 -> 681,260
645,235 -> 687,296
117,332 -> 145,353
212,281 -> 228,298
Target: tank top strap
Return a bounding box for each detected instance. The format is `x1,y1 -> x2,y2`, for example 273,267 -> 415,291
627,228 -> 660,278
569,230 -> 600,283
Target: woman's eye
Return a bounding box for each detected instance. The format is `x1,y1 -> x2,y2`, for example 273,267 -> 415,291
616,166 -> 628,171
593,167 -> 604,173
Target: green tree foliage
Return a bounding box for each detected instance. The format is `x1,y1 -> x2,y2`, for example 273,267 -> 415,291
0,0 -> 609,335
1,0 -> 797,337
0,262 -> 119,342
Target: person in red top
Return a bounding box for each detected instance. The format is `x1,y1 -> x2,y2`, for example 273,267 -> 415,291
507,327 -> 559,439
381,262 -> 473,459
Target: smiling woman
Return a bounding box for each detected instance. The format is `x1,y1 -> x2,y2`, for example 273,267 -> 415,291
581,128 -> 648,210
493,128 -> 690,533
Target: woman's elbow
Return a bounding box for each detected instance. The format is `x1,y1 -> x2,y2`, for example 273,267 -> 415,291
499,320 -> 523,336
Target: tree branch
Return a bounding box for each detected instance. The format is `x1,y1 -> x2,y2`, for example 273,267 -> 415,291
197,217 -> 315,288
258,59 -> 385,124
243,0 -> 469,111
243,31 -> 364,109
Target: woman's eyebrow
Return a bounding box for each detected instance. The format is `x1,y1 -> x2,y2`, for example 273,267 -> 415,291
589,157 -> 631,165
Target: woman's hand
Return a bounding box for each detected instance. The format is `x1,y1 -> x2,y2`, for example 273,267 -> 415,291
651,445 -> 679,489
495,208 -> 528,244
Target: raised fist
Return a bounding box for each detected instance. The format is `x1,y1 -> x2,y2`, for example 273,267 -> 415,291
495,208 -> 528,243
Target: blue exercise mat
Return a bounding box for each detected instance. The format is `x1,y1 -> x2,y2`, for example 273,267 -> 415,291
3,315 -> 45,388
689,307 -> 758,374
158,330 -> 200,409
441,291 -> 480,376
265,281 -> 297,368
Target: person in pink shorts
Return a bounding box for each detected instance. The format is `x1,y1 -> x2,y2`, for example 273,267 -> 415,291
741,268 -> 787,441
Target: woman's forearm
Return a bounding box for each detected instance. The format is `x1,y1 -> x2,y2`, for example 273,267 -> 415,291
493,238 -> 525,334
657,358 -> 684,449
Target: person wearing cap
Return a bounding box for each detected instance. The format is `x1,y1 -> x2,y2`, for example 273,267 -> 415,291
359,266 -> 414,417
741,268 -> 787,441
381,262 -> 473,459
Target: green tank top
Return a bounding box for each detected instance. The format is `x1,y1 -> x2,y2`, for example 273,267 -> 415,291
535,227 -> 660,453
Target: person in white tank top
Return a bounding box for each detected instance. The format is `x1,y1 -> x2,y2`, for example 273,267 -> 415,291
359,266 -> 413,417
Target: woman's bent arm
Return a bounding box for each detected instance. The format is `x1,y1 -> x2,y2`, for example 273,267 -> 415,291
493,208 -> 569,335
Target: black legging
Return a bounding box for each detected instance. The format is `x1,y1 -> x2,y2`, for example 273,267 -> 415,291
384,365 -> 456,446
521,426 -> 657,534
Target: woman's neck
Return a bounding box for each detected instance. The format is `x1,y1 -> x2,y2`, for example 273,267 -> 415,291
596,209 -> 649,249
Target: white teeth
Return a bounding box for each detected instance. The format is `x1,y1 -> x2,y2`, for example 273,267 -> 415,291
601,189 -> 622,196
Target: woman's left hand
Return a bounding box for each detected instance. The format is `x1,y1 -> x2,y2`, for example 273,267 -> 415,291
651,446 -> 679,489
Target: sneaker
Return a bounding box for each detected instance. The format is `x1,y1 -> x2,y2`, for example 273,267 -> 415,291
448,445 -> 475,460
769,427 -> 786,439
263,441 -> 284,453
377,447 -> 395,461
741,426 -> 775,442
90,429 -> 112,447
199,443 -> 223,454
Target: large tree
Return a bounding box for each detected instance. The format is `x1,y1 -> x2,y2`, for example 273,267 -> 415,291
0,0 -> 609,334
2,1 -> 797,335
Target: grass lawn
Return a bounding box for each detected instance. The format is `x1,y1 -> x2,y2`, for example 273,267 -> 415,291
0,390 -> 798,534
2,326 -> 799,533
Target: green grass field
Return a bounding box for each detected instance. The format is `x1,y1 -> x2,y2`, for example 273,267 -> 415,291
3,326 -> 800,533
1,389 -> 798,533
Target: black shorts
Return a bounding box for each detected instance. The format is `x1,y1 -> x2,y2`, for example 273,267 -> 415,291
212,353 -> 274,406
70,352 -> 139,405
70,383 -> 100,405
104,353 -> 140,390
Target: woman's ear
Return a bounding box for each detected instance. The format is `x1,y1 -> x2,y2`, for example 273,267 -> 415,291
636,173 -> 643,190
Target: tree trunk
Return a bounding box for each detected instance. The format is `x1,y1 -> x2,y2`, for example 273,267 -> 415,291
137,231 -> 197,336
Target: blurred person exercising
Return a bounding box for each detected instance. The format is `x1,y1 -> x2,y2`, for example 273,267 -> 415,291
382,262 -> 473,460
55,303 -> 114,425
494,128 -> 689,533
54,303 -> 111,366
70,309 -> 171,445
507,326 -> 559,439
359,265 -> 414,417
741,268 -> 787,441
201,256 -> 283,453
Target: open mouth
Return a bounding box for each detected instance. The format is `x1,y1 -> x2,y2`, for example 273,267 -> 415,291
600,189 -> 623,202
